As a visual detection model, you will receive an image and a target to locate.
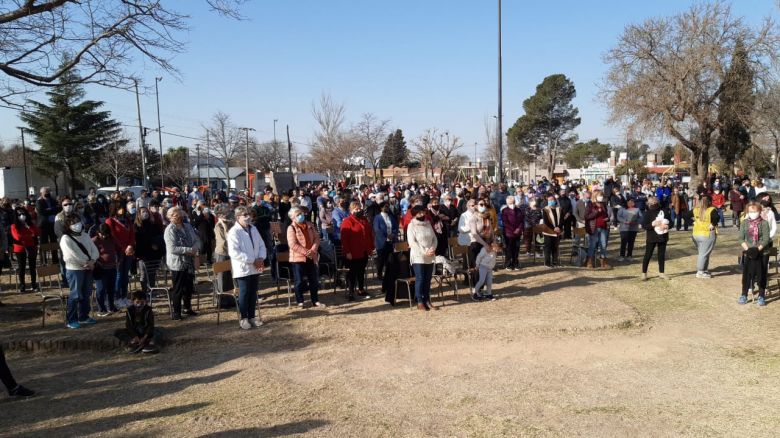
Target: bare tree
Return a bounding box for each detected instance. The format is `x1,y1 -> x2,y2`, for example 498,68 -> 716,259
436,131 -> 465,183
162,146 -> 190,189
602,2 -> 780,185
0,0 -> 244,104
309,93 -> 361,179
413,129 -> 440,182
754,83 -> 780,177
250,139 -> 293,173
92,137 -> 133,189
349,113 -> 390,181
204,111 -> 241,185
0,144 -> 26,167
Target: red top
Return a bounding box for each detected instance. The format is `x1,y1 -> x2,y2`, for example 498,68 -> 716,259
10,223 -> 39,252
711,192 -> 726,208
105,216 -> 136,252
340,215 -> 375,259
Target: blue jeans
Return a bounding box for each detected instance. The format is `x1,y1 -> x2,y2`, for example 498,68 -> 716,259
291,261 -> 320,304
235,274 -> 259,319
115,255 -> 133,300
94,265 -> 117,312
412,263 -> 434,304
587,228 -> 609,259
717,208 -> 725,227
66,269 -> 93,323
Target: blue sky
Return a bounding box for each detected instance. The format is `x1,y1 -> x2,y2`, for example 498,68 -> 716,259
0,0 -> 776,158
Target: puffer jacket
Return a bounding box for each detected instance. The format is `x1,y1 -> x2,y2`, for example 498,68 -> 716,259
287,221 -> 321,264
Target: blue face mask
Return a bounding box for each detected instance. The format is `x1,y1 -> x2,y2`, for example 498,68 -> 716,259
296,214 -> 306,223
547,201 -> 557,207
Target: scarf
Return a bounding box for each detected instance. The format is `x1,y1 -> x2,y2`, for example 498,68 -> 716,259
748,217 -> 762,245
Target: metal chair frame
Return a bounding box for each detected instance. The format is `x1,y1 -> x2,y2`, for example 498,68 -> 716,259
37,264 -> 66,327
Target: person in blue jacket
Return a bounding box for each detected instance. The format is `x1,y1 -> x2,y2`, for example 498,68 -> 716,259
373,202 -> 399,279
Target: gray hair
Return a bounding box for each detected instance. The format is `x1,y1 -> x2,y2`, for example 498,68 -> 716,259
234,206 -> 250,219
288,206 -> 304,220
165,206 -> 185,220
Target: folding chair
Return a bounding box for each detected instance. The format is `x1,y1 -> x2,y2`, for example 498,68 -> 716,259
393,242 -> 415,308
447,236 -> 460,259
765,247 -> 780,299
569,227 -> 588,267
452,245 -> 475,292
139,258 -> 172,315
433,258 -> 459,303
38,242 -> 59,266
37,264 -> 67,327
531,225 -> 545,265
211,260 -> 240,325
275,252 -> 294,307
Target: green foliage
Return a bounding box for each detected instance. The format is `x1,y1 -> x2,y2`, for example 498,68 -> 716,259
507,74 -> 581,178
379,129 -> 408,168
716,40 -> 754,174
20,67 -> 120,196
614,160 -> 648,180
563,138 -> 612,168
660,145 -> 675,165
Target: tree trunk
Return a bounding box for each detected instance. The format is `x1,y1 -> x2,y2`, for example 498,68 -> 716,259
690,147 -> 710,188
775,137 -> 780,178
66,164 -> 77,198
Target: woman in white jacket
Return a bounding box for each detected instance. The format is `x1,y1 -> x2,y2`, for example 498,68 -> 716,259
406,205 -> 438,311
60,216 -> 100,329
227,206 -> 267,330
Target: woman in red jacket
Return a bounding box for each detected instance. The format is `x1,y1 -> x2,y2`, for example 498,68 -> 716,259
340,201 -> 375,301
105,202 -> 136,307
10,207 -> 40,293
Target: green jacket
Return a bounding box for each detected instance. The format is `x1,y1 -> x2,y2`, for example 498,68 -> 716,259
739,218 -> 770,250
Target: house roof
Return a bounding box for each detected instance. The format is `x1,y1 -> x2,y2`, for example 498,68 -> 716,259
191,166 -> 246,179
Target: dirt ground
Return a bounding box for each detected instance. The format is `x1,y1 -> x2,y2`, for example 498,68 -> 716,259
1,227 -> 779,437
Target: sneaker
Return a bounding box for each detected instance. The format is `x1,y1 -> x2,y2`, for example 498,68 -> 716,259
641,273 -> 648,281
314,302 -> 327,308
297,302 -> 305,309
142,345 -> 160,354
182,309 -> 199,316
738,296 -> 748,305
658,273 -> 669,280
699,272 -> 712,279
171,314 -> 182,321
484,295 -> 496,301
617,257 -> 624,262
249,318 -> 263,327
239,319 -> 252,330
471,293 -> 484,302
126,343 -> 143,354
96,311 -> 112,317
8,385 -> 35,398
757,296 -> 766,307
66,322 -> 81,329
357,290 -> 371,299
78,318 -> 97,325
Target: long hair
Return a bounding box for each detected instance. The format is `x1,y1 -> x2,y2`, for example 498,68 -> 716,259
697,195 -> 711,222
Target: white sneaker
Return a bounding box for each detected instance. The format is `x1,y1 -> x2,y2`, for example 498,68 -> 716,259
314,302 -> 327,308
239,319 -> 252,330
617,257 -> 624,262
248,318 -> 263,327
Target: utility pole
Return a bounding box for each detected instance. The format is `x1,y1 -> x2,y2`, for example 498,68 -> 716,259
155,77 -> 164,188
19,127 -> 28,194
205,130 -> 211,191
134,80 -> 148,188
497,0 -> 504,183
240,127 -> 255,192
273,119 -> 278,145
196,143 -> 201,186
286,125 -> 293,173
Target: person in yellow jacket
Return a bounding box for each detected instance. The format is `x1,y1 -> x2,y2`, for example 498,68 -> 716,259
691,195 -> 720,279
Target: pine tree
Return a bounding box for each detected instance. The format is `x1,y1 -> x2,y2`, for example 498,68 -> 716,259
379,129 -> 408,168
715,39 -> 754,175
21,68 -> 121,196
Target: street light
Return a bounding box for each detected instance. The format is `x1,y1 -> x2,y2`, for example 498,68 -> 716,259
273,119 -> 278,145
239,127 -> 255,192
155,77 -> 164,188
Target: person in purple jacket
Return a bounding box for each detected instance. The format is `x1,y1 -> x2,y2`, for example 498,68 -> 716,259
501,196 -> 525,270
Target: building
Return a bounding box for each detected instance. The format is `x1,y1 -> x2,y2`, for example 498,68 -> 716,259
190,166 -> 246,192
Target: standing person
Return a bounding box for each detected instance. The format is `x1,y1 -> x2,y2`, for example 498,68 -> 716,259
522,198 -> 543,256
318,197 -> 335,240
134,206 -> 165,293
585,190 -> 612,269
340,201 -> 374,301
711,187 -> 727,227
213,205 -> 234,294
191,204 -> 216,266
0,346 -> 35,398
286,206 -> 326,308
469,199 -> 495,281
164,207 -> 201,320
691,196 -> 720,279
105,202 -> 136,308
457,199 -> 476,247
60,215 -> 99,329
640,197 -> 670,281
441,194 -> 460,237
617,198 -> 641,262
228,206 -> 267,329
609,186 -> 626,229
739,203 -> 770,306
10,208 -> 39,293
541,194 -> 562,268
373,202 -> 398,279
558,188 -> 574,239
671,186 -> 689,231
406,205 -> 438,311
35,187 -> 59,261
473,241 -> 500,301
501,195 -> 524,270
729,185 -> 746,230
92,224 -> 120,316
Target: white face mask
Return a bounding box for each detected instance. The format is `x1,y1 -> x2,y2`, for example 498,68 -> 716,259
478,206 -> 486,213
748,212 -> 760,220
507,203 -> 515,209
18,214 -> 26,221
70,223 -> 83,234
444,200 -> 451,207
63,205 -> 74,214
596,196 -> 604,202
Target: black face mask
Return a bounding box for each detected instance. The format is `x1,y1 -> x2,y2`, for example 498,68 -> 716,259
353,210 -> 364,218
431,205 -> 439,211
416,216 -> 426,222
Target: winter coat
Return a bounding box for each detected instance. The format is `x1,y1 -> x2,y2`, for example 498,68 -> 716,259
228,223 -> 267,278
340,215 -> 375,259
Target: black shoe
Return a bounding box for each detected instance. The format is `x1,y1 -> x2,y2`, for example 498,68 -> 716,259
9,385 -> 35,397
347,294 -> 356,302
182,309 -> 198,316
171,313 -> 183,321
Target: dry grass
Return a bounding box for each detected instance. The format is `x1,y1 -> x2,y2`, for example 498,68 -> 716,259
1,227 -> 780,437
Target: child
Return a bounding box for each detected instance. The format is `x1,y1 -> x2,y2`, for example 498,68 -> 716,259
472,242 -> 500,302
114,290 -> 160,354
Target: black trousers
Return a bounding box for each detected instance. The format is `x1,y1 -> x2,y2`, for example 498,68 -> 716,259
0,345 -> 18,392
40,222 -> 58,262
675,211 -> 688,231
346,257 -> 367,293
504,236 -> 521,268
642,241 -> 667,274
468,242 -> 483,284
562,215 -> 573,239
619,231 -> 637,257
742,257 -> 766,297
171,270 -> 194,315
375,242 -> 393,279
383,252 -> 400,301
543,235 -> 559,266
15,247 -> 37,287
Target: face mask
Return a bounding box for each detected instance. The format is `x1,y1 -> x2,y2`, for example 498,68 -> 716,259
507,203 -> 515,209
431,205 -> 439,211
134,302 -> 144,309
444,201 -> 451,207
203,208 -> 210,214
353,210 -> 364,217
141,212 -> 150,220
128,207 -> 137,215
63,205 -> 73,214
548,201 -> 557,207
70,223 -> 83,234
748,212 -> 760,220
296,214 -> 306,223
714,191 -> 720,194
596,196 -> 604,203
416,216 -> 426,222
18,214 -> 26,221
478,206 -> 486,213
